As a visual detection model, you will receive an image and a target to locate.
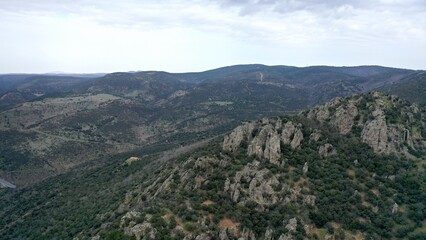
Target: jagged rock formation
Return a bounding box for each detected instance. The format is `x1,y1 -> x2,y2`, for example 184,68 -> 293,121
307,92 -> 425,157
223,119 -> 304,165
227,161 -> 280,205
319,144 -> 337,158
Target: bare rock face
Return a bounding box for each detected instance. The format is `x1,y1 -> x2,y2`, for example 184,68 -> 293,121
307,105 -> 330,123
120,211 -> 141,227
124,222 -> 156,240
392,203 -> 399,214
264,228 -> 273,240
195,234 -> 211,240
325,234 -> 335,240
302,162 -> 308,175
285,218 -> 298,233
248,124 -> 273,159
309,130 -> 321,142
307,97 -> 342,123
239,228 -> 256,240
361,109 -> 388,153
263,130 -> 281,165
227,161 -> 279,205
281,122 -> 304,149
278,234 -> 293,240
319,144 -> 337,158
219,229 -> 229,240
332,103 -> 359,135
223,122 -> 256,153
223,118 -> 306,164
303,195 -> 316,206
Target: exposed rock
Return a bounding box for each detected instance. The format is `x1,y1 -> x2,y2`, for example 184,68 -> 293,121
388,175 -> 396,181
228,161 -> 279,205
223,122 -> 256,153
120,211 -> 141,227
302,162 -> 308,175
372,206 -> 379,213
392,203 -> 399,214
307,105 -> 330,123
278,234 -> 293,240
319,144 -> 337,158
248,124 -> 273,159
309,130 -> 321,142
303,195 -> 316,206
239,228 -> 256,240
224,178 -> 231,192
290,129 -> 304,149
219,229 -> 229,240
361,109 -> 388,153
124,156 -> 141,165
331,103 -> 359,135
196,234 -> 211,240
232,184 -> 241,202
281,121 -> 296,145
285,218 -> 297,233
264,228 -> 273,240
195,156 -> 220,170
124,222 -> 156,240
281,121 -> 304,149
325,234 -> 335,240
263,130 -> 281,165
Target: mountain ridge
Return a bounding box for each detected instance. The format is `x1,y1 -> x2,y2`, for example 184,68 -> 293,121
1,92 -> 424,239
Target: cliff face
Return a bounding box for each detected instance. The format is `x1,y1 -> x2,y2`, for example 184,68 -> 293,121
223,119 -> 304,166
94,93 -> 426,240
306,92 -> 425,157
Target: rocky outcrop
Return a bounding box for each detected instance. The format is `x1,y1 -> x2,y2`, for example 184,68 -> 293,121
281,121 -> 304,149
195,234 -> 211,240
223,119 -> 304,164
361,109 -> 388,153
223,122 -> 256,153
392,203 -> 399,214
319,144 -> 337,158
239,228 -> 256,240
285,218 -> 298,233
309,130 -> 321,142
306,97 -> 342,123
263,130 -> 282,165
219,229 -> 229,240
360,95 -> 422,156
303,162 -> 308,175
303,195 -> 316,206
124,222 -> 156,240
332,102 -> 359,135
227,161 -> 280,205
247,124 -> 279,161
120,211 -> 141,227
264,228 -> 273,240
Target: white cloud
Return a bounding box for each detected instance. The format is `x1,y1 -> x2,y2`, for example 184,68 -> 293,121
0,0 -> 425,73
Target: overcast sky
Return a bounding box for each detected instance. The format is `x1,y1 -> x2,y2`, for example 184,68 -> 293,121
1,0 -> 426,73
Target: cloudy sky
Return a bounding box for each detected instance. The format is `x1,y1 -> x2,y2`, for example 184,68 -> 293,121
1,0 -> 426,73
